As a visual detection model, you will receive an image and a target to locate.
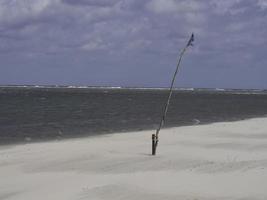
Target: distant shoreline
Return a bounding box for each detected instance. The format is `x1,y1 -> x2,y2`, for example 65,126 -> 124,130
0,85 -> 266,93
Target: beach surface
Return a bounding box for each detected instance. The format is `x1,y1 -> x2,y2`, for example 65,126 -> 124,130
1,118 -> 267,200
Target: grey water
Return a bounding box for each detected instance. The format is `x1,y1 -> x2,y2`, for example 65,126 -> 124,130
1,86 -> 267,145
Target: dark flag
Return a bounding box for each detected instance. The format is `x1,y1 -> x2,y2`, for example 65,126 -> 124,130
186,33 -> 194,47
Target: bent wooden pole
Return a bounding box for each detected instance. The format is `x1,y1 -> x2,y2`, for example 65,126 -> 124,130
152,33 -> 194,155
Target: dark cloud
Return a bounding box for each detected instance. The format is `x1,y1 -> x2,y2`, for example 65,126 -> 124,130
0,0 -> 266,88
61,0 -> 119,7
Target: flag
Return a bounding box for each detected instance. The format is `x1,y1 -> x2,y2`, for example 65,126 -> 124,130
186,33 -> 194,47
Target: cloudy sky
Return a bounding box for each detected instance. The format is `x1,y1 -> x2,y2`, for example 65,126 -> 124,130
0,0 -> 267,89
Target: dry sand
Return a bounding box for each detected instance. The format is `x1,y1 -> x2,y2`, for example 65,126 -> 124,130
1,118 -> 267,200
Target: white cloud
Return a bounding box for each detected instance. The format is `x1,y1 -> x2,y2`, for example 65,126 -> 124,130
257,0 -> 267,9
146,0 -> 178,13
81,38 -> 108,51
0,0 -> 58,25
210,0 -> 243,14
146,0 -> 203,14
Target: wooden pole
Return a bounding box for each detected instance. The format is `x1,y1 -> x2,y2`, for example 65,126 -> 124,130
152,33 -> 194,155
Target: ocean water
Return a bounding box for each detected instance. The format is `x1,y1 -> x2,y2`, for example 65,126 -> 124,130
1,86 -> 267,145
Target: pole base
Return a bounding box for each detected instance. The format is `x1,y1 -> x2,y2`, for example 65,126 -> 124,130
152,134 -> 157,155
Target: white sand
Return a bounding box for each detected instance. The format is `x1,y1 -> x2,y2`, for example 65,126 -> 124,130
1,118 -> 267,200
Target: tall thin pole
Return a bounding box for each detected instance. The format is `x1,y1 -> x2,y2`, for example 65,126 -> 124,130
152,33 -> 194,155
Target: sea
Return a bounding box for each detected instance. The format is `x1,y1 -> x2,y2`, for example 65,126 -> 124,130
1,86 -> 267,145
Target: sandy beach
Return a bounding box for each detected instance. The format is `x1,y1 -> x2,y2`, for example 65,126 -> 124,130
1,118 -> 267,200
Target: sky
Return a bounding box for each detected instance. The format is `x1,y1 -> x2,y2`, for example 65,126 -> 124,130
0,0 -> 267,89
